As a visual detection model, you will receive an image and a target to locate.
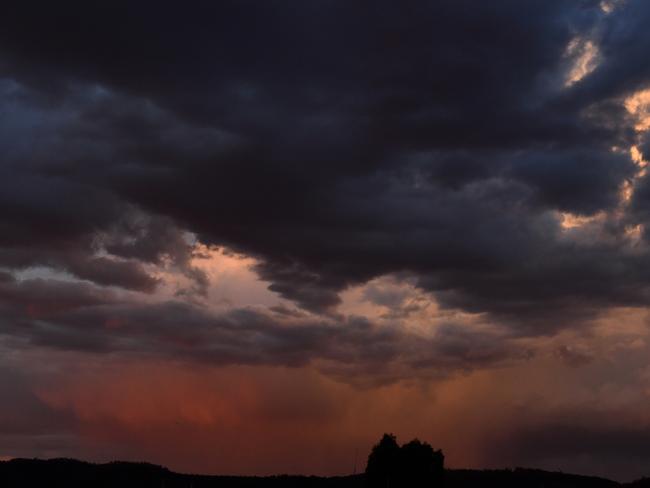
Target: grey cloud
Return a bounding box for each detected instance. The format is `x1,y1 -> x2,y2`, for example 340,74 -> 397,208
0,277 -> 524,384
0,2 -> 649,337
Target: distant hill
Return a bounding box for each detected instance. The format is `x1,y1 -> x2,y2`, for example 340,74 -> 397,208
0,459 -> 361,488
0,458 -> 637,488
446,469 -> 619,488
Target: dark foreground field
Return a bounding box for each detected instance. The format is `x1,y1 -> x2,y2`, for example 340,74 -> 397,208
1,458 -> 649,488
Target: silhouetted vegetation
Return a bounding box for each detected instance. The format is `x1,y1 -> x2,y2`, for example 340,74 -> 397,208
365,433 -> 444,487
0,454 -> 644,488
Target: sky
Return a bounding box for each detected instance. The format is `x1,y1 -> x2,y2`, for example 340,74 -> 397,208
4,0 -> 650,482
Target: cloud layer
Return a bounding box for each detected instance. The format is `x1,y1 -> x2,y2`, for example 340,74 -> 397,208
3,0 -> 650,479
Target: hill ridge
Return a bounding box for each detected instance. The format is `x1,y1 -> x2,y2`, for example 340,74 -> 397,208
1,457 -> 641,488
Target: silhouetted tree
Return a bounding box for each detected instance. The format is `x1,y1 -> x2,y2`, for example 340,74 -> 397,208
365,434 -> 444,488
399,439 -> 444,487
365,434 -> 400,487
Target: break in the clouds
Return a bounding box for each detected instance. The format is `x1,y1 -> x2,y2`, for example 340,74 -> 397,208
3,0 -> 650,480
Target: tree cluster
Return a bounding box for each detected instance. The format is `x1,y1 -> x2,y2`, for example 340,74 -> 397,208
365,434 -> 444,488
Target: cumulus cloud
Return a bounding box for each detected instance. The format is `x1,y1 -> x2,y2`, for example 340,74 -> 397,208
0,0 -> 647,332
0,274 -> 526,384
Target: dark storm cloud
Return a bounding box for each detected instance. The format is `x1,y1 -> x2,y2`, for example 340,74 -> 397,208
570,0 -> 650,104
0,1 -> 649,330
7,4 -> 650,478
0,276 -> 524,382
0,275 -> 112,313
